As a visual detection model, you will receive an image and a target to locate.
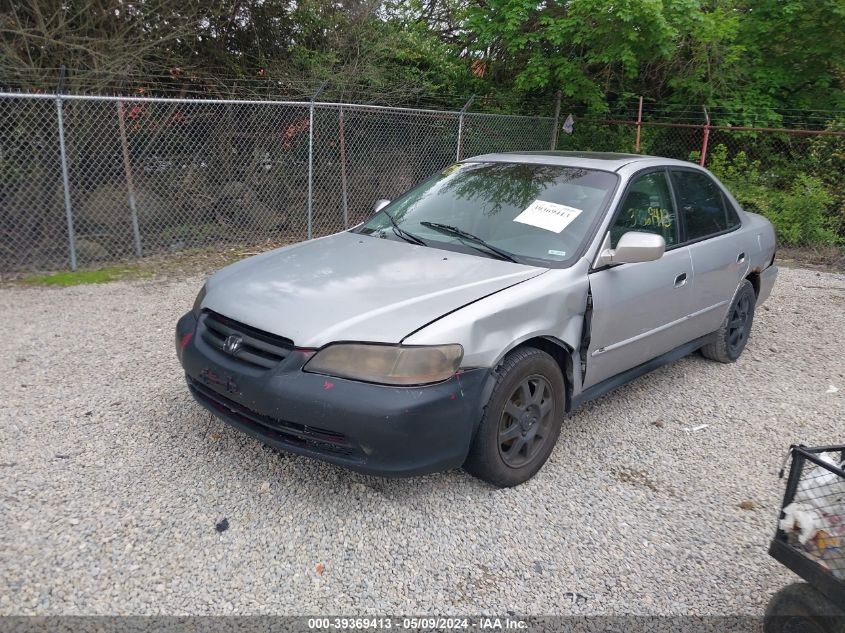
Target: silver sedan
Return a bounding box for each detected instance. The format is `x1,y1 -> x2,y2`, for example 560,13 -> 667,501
176,152 -> 777,486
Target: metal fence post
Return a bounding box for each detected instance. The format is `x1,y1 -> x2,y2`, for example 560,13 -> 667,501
635,96 -> 644,152
339,106 -> 349,228
116,101 -> 143,258
456,95 -> 475,161
550,90 -> 562,150
307,81 -> 327,240
700,105 -> 711,167
55,94 -> 78,271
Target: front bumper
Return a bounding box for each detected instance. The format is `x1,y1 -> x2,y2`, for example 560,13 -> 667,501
176,311 -> 489,476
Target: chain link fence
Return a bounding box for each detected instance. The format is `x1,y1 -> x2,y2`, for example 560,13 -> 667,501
0,92 -> 556,271
560,116 -> 845,248
2,91 -> 842,272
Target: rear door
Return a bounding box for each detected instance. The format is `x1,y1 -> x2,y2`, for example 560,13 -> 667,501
584,169 -> 695,389
669,168 -> 746,338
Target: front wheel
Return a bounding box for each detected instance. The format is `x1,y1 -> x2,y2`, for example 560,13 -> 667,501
463,347 -> 565,487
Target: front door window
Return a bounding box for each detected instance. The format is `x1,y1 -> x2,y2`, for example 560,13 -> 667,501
609,171 -> 678,248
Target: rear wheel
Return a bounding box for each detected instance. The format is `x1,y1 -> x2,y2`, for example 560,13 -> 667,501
464,347 -> 565,487
701,279 -> 756,363
764,583 -> 845,633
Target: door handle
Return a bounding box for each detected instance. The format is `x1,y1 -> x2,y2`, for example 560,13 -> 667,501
674,272 -> 687,288
737,252 -> 746,263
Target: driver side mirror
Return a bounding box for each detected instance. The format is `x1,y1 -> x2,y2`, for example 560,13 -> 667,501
373,199 -> 390,215
598,231 -> 665,266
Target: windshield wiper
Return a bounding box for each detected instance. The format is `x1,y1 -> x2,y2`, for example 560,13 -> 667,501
419,221 -> 519,263
382,209 -> 427,247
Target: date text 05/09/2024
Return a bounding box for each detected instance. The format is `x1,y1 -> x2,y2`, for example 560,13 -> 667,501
307,617 -> 528,630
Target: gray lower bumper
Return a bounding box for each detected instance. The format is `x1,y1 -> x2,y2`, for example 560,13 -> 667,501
758,265 -> 778,305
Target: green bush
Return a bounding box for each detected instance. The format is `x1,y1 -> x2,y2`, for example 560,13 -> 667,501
773,175 -> 838,245
806,122 -> 845,237
704,144 -> 839,246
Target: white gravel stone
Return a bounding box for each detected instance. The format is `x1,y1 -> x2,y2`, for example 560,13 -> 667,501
0,266 -> 842,615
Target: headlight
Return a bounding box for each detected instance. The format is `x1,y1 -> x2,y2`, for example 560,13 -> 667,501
304,343 -> 463,386
192,284 -> 207,315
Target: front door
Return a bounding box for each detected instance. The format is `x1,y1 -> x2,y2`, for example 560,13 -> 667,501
583,170 -> 695,389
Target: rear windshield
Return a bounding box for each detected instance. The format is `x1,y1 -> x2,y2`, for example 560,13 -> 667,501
356,162 -> 618,266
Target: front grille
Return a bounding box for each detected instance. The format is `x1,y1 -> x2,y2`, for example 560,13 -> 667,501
200,310 -> 293,370
187,376 -> 360,459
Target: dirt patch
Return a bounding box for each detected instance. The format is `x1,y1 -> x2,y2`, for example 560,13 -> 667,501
777,246 -> 845,274
611,465 -> 664,494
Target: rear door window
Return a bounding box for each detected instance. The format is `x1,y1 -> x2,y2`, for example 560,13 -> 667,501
670,170 -> 740,241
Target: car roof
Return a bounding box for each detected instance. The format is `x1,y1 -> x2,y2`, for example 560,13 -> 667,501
464,151 -> 699,173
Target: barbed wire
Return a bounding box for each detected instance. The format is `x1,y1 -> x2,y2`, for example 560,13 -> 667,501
3,68 -> 843,128
2,67 -> 543,113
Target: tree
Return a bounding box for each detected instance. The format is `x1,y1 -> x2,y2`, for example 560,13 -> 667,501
461,0 -> 845,119
464,0 -> 693,111
0,0 -> 206,92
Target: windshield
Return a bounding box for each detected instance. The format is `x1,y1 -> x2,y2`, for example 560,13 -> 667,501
355,162 -> 618,266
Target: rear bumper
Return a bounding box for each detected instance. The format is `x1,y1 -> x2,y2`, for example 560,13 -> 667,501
176,311 -> 489,477
758,264 -> 778,305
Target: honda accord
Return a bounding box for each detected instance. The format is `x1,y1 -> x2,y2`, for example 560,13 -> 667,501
176,152 -> 777,486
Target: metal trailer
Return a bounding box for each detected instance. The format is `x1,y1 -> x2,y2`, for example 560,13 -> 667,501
766,445 -> 845,633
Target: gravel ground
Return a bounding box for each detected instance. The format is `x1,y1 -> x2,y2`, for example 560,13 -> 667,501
1,266 -> 843,616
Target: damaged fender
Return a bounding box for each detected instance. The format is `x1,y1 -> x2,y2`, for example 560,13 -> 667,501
403,257 -> 593,408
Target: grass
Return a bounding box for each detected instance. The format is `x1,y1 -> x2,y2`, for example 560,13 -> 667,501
2,240 -> 290,286
21,266 -> 153,287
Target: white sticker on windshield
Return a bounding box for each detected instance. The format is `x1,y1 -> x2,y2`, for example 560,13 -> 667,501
513,200 -> 583,233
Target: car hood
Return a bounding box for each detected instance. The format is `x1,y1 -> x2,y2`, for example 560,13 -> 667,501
203,231 -> 546,347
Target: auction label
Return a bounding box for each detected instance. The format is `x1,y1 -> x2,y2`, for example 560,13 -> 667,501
307,617 -> 528,630
513,200 -> 583,233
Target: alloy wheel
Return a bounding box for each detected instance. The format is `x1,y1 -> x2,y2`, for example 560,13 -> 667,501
497,374 -> 555,468
728,294 -> 751,353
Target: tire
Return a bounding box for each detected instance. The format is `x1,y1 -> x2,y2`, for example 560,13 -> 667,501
463,347 -> 565,487
700,278 -> 756,363
764,582 -> 845,633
